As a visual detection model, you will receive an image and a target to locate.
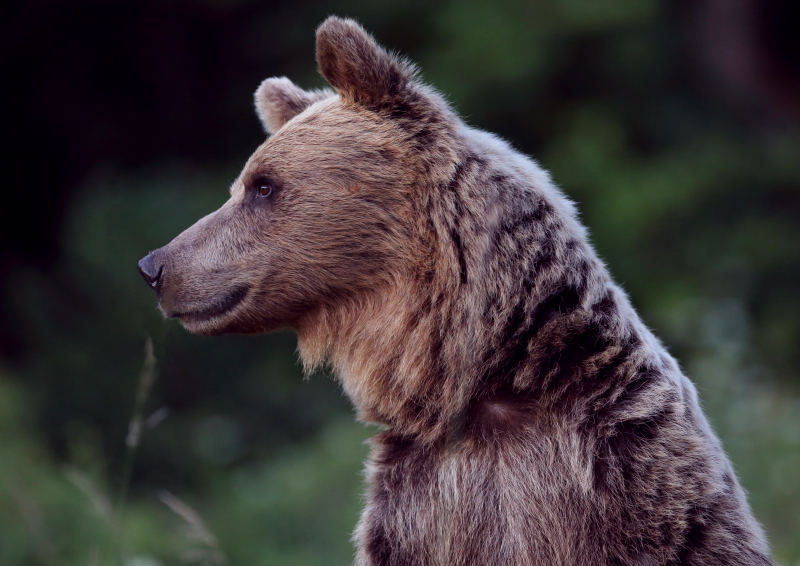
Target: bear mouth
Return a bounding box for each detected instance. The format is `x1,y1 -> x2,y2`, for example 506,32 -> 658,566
168,284 -> 251,323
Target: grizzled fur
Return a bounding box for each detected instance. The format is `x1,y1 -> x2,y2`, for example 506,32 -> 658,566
138,17 -> 775,566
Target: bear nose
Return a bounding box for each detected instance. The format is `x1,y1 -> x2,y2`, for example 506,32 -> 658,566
138,253 -> 164,290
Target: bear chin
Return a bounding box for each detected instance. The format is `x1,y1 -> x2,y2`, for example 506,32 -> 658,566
164,285 -> 250,334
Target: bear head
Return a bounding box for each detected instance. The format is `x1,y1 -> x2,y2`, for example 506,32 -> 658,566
138,17 -> 457,339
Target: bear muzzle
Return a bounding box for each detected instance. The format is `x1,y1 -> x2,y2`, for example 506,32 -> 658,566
138,248 -> 252,330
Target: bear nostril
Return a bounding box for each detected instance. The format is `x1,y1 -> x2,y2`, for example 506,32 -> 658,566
138,254 -> 164,290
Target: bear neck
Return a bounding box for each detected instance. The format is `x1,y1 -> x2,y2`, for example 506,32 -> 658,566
297,123 -> 662,443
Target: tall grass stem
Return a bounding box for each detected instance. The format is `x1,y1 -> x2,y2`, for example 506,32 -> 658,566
117,336 -> 158,518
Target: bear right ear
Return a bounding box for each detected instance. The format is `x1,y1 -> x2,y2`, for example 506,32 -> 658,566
316,17 -> 416,107
254,77 -> 333,135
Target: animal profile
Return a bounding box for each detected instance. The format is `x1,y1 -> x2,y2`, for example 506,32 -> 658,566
138,16 -> 776,566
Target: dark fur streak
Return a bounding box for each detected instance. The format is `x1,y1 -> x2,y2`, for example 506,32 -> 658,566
594,287 -> 616,317
502,208 -> 551,234
489,283 -> 582,383
378,148 -> 396,162
537,318 -> 614,391
671,517 -> 708,565
443,155 -> 482,286
413,128 -> 434,147
451,228 -> 468,284
531,285 -> 582,333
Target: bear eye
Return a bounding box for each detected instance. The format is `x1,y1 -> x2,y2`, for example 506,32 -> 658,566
255,179 -> 274,198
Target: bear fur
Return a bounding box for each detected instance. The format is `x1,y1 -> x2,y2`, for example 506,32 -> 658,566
138,17 -> 776,566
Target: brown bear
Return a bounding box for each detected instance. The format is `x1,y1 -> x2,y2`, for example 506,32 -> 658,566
138,17 -> 776,566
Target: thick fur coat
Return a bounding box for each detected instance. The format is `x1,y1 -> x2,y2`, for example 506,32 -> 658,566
138,17 -> 776,566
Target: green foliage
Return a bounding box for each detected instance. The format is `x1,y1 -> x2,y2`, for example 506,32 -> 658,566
0,375 -> 368,565
0,376 -> 123,566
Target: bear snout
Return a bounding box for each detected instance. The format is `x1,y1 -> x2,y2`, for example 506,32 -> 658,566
138,252 -> 164,291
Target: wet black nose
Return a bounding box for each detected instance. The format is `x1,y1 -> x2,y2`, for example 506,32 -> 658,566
138,253 -> 164,290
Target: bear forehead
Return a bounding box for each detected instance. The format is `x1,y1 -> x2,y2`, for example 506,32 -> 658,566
239,101 -> 412,190
272,96 -> 403,143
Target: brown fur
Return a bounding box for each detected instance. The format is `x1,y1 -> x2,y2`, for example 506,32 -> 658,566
138,17 -> 776,565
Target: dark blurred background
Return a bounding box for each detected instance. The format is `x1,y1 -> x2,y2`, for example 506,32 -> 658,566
1,0 -> 799,564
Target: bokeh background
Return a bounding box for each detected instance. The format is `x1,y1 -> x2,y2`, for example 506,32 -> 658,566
1,0 -> 799,564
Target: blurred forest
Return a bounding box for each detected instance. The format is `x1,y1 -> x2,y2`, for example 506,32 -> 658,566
1,0 -> 799,564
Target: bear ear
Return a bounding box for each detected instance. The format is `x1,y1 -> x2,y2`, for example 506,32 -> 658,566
316,17 -> 416,107
254,77 -> 333,135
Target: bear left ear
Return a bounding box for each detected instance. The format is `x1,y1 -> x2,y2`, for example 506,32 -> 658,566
316,17 -> 417,107
254,77 -> 333,135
